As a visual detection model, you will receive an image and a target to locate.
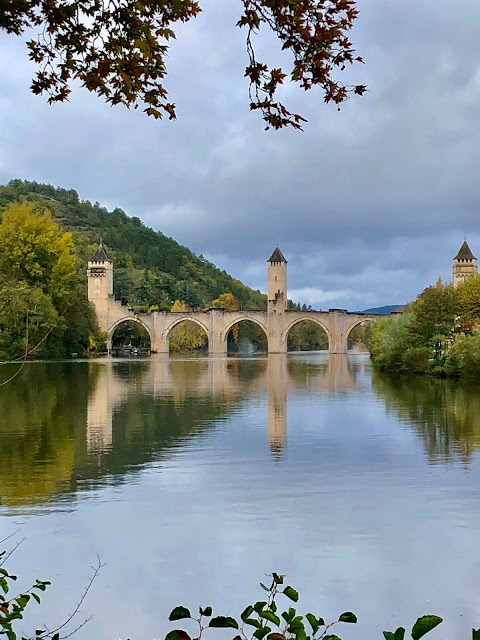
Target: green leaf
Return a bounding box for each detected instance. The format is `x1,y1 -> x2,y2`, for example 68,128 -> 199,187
169,606 -> 191,621
200,607 -> 212,617
244,619 -> 261,628
165,630 -> 191,640
209,616 -> 239,629
16,595 -> 30,608
283,587 -> 299,602
36,631 -> 46,636
272,573 -> 284,585
32,593 -> 41,604
7,631 -> 15,640
254,601 -> 268,613
306,614 -> 321,634
384,634 -> 395,640
338,611 -> 357,623
52,634 -> 59,640
323,636 -> 342,640
241,606 -> 254,622
411,616 -> 443,640
473,630 -> 480,640
394,628 -> 406,640
260,611 -> 281,626
287,617 -> 305,635
282,608 -> 296,624
253,626 -> 272,640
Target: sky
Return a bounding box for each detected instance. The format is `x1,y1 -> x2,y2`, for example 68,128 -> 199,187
1,0 -> 480,310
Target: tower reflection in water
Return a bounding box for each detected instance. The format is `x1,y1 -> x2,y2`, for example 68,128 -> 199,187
86,354 -> 359,458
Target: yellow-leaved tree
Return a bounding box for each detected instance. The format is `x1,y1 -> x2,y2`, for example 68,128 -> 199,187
169,300 -> 208,352
0,201 -> 81,360
0,201 -> 78,307
212,293 -> 240,343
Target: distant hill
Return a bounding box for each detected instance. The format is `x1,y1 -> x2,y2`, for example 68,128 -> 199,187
360,305 -> 402,314
0,179 -> 267,312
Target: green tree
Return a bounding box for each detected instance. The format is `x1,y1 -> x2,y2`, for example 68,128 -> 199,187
112,320 -> 151,349
370,313 -> 418,372
1,0 -> 366,130
446,333 -> 480,378
457,274 -> 480,331
0,278 -> 57,360
409,284 -> 459,344
287,320 -> 329,351
56,286 -> 105,355
408,284 -> 459,366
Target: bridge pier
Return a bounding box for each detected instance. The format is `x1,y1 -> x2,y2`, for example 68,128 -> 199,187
208,309 -> 227,355
209,332 -> 227,355
151,313 -> 170,354
327,310 -> 348,354
267,332 -> 288,354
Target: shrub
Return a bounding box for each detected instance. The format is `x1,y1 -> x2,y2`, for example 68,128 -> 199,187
165,574 -> 449,640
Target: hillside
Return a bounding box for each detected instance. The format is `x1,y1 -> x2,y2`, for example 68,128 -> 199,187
360,305 -> 402,315
0,179 -> 267,311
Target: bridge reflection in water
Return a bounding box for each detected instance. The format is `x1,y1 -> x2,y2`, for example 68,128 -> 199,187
86,354 -> 360,458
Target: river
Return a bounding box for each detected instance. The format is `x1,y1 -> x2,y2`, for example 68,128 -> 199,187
1,353 -> 480,639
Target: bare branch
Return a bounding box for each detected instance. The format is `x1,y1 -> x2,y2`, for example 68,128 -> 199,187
38,556 -> 104,640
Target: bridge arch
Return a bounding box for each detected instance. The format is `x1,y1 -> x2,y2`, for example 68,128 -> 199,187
345,317 -> 375,352
282,316 -> 331,350
223,316 -> 268,340
109,316 -> 153,351
166,316 -> 210,339
223,316 -> 269,352
165,316 -> 210,352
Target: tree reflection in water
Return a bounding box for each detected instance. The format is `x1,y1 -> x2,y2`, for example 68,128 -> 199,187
0,354 -> 414,510
372,370 -> 480,464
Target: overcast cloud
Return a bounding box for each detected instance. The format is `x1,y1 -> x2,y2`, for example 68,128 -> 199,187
1,0 -> 480,309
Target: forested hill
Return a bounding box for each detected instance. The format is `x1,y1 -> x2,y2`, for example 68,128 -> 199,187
360,305 -> 402,315
0,179 -> 266,311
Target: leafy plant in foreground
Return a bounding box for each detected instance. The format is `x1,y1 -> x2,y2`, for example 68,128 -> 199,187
165,573 -> 475,640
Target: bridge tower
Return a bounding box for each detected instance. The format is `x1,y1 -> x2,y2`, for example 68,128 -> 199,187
267,247 -> 288,353
267,247 -> 287,313
87,243 -> 115,341
452,240 -> 478,287
87,243 -> 113,301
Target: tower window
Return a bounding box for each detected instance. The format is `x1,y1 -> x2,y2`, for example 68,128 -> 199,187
275,276 -> 277,281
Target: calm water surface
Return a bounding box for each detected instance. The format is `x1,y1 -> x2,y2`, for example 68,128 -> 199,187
2,353 -> 480,639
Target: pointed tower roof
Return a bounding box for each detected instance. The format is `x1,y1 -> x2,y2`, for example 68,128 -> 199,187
267,247 -> 287,263
454,240 -> 476,260
90,242 -> 110,262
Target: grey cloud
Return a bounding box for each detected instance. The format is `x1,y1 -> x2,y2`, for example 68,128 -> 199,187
1,0 -> 480,309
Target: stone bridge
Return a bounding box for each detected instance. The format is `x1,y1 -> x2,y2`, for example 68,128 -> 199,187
88,244 -> 392,354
